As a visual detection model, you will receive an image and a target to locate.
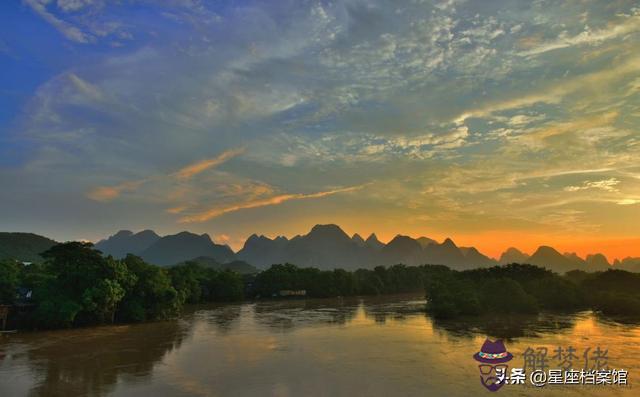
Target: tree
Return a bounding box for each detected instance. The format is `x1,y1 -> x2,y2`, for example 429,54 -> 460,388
118,255 -> 180,322
0,259 -> 20,303
33,242 -> 131,327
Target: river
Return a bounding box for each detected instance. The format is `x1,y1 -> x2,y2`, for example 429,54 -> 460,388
1,294 -> 639,396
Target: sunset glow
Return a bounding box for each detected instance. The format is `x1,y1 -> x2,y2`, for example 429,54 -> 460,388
1,1 -> 639,261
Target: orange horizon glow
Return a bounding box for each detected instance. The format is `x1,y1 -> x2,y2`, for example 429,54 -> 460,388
236,227 -> 640,263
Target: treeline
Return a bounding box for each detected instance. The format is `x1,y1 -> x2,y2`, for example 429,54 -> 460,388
250,263 -> 436,298
425,263 -> 640,318
2,242 -> 640,329
0,242 -> 244,329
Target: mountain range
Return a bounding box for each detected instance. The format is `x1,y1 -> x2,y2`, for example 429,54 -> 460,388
95,230 -> 235,266
0,232 -> 57,263
2,224 -> 640,274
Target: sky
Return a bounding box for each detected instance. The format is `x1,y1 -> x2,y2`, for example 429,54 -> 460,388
1,0 -> 639,261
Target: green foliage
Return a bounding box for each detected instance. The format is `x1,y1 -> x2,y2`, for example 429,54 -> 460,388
202,269 -> 244,301
425,272 -> 481,317
525,276 -> 585,310
169,262 -> 204,304
0,259 -> 21,303
5,241 -> 640,330
118,255 -> 180,322
579,270 -> 640,316
479,278 -> 538,314
32,295 -> 83,328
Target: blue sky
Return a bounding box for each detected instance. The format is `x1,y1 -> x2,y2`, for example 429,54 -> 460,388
1,0 -> 639,259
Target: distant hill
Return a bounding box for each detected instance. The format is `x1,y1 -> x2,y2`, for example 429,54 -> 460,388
176,256 -> 259,274
0,232 -> 57,262
416,236 -> 437,248
460,246 -> 497,268
563,252 -> 586,268
365,233 -> 384,250
95,229 -> 160,258
496,247 -> 618,274
140,231 -> 236,266
351,233 -> 366,247
237,234 -> 289,268
526,246 -> 580,273
238,224 -> 497,270
615,257 -> 640,272
499,247 -> 529,264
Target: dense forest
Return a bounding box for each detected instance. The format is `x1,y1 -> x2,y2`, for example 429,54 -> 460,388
1,242 -> 640,329
0,242 -> 244,329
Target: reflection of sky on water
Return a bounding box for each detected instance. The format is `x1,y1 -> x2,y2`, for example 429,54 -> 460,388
2,294 -> 640,396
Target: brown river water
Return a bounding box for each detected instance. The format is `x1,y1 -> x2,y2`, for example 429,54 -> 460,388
1,294 -> 640,396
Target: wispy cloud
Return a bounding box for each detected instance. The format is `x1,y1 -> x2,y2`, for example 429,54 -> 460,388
24,0 -> 92,43
178,185 -> 366,223
453,56 -> 640,124
172,148 -> 245,180
86,148 -> 244,201
86,179 -> 145,202
617,199 -> 640,206
564,178 -> 621,193
520,15 -> 640,56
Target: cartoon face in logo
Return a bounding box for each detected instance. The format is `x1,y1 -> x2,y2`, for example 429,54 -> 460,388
473,339 -> 513,392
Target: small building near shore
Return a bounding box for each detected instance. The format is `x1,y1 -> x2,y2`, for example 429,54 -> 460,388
278,290 -> 307,297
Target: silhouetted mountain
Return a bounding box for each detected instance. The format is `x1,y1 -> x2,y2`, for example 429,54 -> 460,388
283,224 -> 370,270
461,246 -> 497,268
352,233 -> 366,247
140,231 -> 235,266
365,233 -> 384,250
95,229 -> 160,258
0,232 -> 57,262
616,257 -> 640,272
527,246 -> 578,273
586,253 -> 610,271
424,238 -> 468,269
381,235 -> 424,265
563,252 -> 586,268
236,226 -> 497,270
499,247 -> 528,264
237,234 -> 288,268
176,256 -> 259,274
416,236 -> 437,248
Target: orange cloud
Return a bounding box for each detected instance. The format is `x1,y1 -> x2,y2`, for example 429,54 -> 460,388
178,185 -> 365,223
172,148 -> 245,180
87,148 -> 245,202
86,180 -> 145,202
166,205 -> 188,214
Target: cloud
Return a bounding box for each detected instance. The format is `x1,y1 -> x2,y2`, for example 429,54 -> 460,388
617,199 -> 639,205
453,56 -> 640,124
56,0 -> 97,13
86,179 -> 145,202
520,15 -> 640,56
87,148 -> 244,201
67,73 -> 103,101
6,1 -> 640,257
564,178 -> 621,193
172,148 -> 245,180
25,0 -> 92,43
178,185 -> 365,223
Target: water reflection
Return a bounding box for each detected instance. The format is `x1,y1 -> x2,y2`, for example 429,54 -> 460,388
359,295 -> 427,324
430,312 -> 580,341
252,297 -> 360,331
2,295 -> 640,397
193,304 -> 243,334
1,319 -> 191,396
